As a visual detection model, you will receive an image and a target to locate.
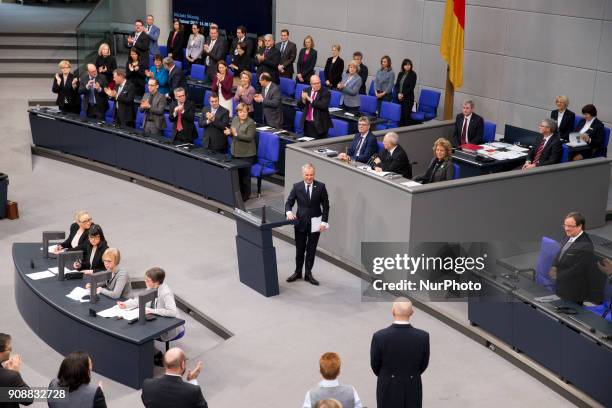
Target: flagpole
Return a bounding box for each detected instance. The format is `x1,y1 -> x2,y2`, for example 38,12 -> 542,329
443,65 -> 454,120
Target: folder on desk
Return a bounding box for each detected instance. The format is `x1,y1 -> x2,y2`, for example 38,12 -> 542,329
461,144 -> 482,151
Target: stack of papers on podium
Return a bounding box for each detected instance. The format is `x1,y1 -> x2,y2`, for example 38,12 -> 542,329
98,305 -> 139,320
66,287 -> 89,302
26,271 -> 56,280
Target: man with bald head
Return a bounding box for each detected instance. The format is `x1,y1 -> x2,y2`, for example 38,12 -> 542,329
141,347 -> 207,407
297,74 -> 333,139
78,63 -> 108,119
370,298 -> 430,408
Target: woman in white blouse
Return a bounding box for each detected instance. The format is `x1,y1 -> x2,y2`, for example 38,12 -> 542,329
55,210 -> 93,253
186,24 -> 204,65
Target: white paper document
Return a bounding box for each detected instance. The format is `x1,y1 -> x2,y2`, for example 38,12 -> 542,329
121,308 -> 140,321
311,216 -> 322,233
26,271 -> 56,280
298,136 -> 315,142
256,126 -> 273,131
328,107 -> 342,112
47,245 -> 58,254
401,181 -> 422,188
66,287 -> 89,301
568,132 -> 587,147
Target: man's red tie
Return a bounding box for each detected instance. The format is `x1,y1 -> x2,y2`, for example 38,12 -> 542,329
176,109 -> 183,132
533,139 -> 545,165
461,117 -> 468,145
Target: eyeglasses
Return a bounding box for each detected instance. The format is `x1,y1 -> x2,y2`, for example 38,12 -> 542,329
79,218 -> 92,223
562,224 -> 578,228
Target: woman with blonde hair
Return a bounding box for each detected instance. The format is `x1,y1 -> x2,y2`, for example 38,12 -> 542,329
54,210 -> 93,252
414,138 -> 455,183
95,43 -> 117,87
550,95 -> 575,141
224,102 -> 256,201
52,60 -> 80,114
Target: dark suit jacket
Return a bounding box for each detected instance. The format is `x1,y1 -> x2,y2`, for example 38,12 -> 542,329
199,105 -> 230,152
276,41 -> 297,77
296,48 -> 317,83
141,374 -> 207,408
395,70 -> 417,104
324,56 -> 344,89
60,223 -> 89,249
52,73 -> 81,114
371,324 -> 430,408
297,86 -> 333,135
114,80 -> 137,127
230,37 -> 254,58
78,74 -> 108,114
452,113 -> 484,146
347,131 -> 378,163
166,30 -> 186,61
167,66 -> 187,98
256,46 -> 281,84
284,180 -> 330,233
126,60 -> 148,97
550,109 -> 575,141
0,367 -> 33,407
203,36 -> 228,76
553,232 -> 594,303
527,134 -> 562,166
126,31 -> 150,60
575,117 -> 606,157
378,144 -> 412,179
357,63 -> 368,94
414,158 -> 454,184
260,82 -> 283,129
70,241 -> 108,272
169,99 -> 197,142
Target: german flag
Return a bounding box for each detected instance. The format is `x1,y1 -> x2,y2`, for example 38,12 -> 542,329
440,0 -> 465,89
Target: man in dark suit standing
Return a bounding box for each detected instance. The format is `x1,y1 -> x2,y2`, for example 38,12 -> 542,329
353,51 -> 369,95
452,100 -> 484,146
199,92 -> 230,153
202,24 -> 227,84
163,56 -> 187,100
338,116 -> 379,163
78,63 -> 108,120
297,75 -> 333,139
230,25 -> 254,58
549,212 -> 595,304
255,34 -> 281,84
374,132 -> 412,179
106,69 -> 136,128
125,19 -> 150,63
285,163 -> 330,286
253,73 -> 283,129
169,87 -> 197,144
141,347 -> 207,408
522,118 -> 562,169
140,78 -> 167,136
371,298 -> 430,408
0,333 -> 33,408
276,29 -> 297,79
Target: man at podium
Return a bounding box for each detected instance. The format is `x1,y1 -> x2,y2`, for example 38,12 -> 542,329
285,163 -> 330,286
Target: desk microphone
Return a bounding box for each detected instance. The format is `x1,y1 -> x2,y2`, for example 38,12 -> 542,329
366,153 -> 378,168
30,259 -> 35,269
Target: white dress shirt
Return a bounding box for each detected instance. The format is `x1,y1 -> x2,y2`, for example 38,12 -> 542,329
556,110 -> 565,128
165,372 -> 198,386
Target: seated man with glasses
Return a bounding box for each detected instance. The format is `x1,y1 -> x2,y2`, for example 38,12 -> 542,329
522,118 -> 562,170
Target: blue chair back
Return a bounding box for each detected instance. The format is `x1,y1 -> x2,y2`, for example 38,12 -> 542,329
535,237 -> 561,291
484,121 -> 496,143
412,89 -> 441,122
203,90 -> 212,107
194,120 -> 203,146
360,95 -> 377,115
280,77 -> 296,98
190,64 -> 206,80
227,136 -> 233,155
158,45 -> 168,57
294,83 -> 308,101
328,119 -> 349,137
135,109 -> 144,129
294,111 -> 303,135
148,54 -> 154,68
377,141 -> 384,153
595,127 -> 610,158
318,70 -> 325,84
452,163 -> 460,179
574,115 -> 583,131
251,71 -> 258,87
174,60 -> 182,71
379,101 -> 401,129
560,144 -> 569,163
254,131 -> 279,169
330,90 -> 341,108
163,113 -> 173,138
105,100 -> 115,123
368,81 -> 376,96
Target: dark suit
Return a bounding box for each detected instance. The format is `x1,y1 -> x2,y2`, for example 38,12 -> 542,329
296,48 -> 317,84
550,109 -> 575,141
575,117 -> 606,158
256,46 -> 281,84
69,241 -> 108,272
526,134 -> 562,166
414,158 -> 454,184
395,70 -> 417,126
199,105 -> 230,153
141,91 -> 167,136
285,180 -> 330,276
357,63 -> 368,94
167,65 -> 187,99
126,31 -> 150,62
297,86 -> 333,139
276,40 -> 297,78
0,366 -> 33,407
230,37 -> 254,60
203,36 -> 228,81
169,99 -> 197,143
452,113 -> 484,146
78,74 -> 108,120
60,223 -> 89,250
378,145 -> 412,179
141,374 -> 207,408
166,30 -> 186,61
553,232 -> 594,304
347,131 -> 378,163
114,80 -> 136,128
126,60 -> 148,97
323,57 -> 344,89
371,323 -> 430,408
260,82 -> 283,129
52,73 -> 80,114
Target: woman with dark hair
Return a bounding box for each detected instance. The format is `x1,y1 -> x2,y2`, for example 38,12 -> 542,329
296,35 -> 317,84
574,104 -> 606,159
145,54 -> 169,95
212,60 -> 234,116
126,48 -> 147,97
374,55 -> 394,114
48,351 -> 106,408
166,19 -> 185,61
70,224 -> 108,274
395,58 -> 417,126
229,41 -> 251,78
